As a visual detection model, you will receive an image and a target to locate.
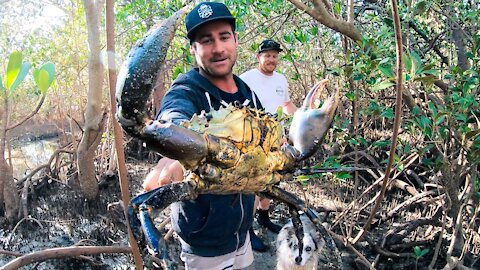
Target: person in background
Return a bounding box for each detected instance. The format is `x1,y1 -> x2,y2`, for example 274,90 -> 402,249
143,2 -> 264,269
240,39 -> 297,252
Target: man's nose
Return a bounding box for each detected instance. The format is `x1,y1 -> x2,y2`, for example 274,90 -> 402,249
212,40 -> 224,53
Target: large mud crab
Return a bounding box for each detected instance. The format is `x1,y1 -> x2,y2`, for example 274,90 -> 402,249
116,9 -> 342,269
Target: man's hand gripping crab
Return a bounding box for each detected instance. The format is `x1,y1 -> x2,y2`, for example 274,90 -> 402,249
116,9 -> 342,269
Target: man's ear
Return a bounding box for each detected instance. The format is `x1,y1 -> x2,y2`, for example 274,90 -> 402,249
189,42 -> 196,55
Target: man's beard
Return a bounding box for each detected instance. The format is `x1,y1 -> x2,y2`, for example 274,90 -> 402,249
204,54 -> 237,78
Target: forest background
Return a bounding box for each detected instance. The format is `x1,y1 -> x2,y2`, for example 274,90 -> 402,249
0,0 -> 479,269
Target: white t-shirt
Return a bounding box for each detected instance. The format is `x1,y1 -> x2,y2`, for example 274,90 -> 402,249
240,69 -> 290,114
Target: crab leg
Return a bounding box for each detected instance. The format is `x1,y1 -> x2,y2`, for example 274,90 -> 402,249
262,186 -> 343,269
128,181 -> 198,266
142,121 -> 242,170
288,206 -> 306,264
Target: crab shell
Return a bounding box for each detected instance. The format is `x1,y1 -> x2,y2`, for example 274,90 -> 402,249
181,104 -> 293,193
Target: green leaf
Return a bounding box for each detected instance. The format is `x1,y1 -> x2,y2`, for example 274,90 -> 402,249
335,172 -> 351,180
296,175 -> 311,186
454,113 -> 468,122
381,108 -> 394,119
404,142 -> 411,154
403,53 -> 412,72
383,17 -> 393,27
6,51 -> 23,89
359,137 -> 368,146
378,64 -> 394,77
372,140 -> 391,148
419,116 -> 432,129
334,2 -> 341,14
372,80 -> 395,91
347,138 -> 358,145
294,30 -> 308,44
172,66 -> 183,80
35,70 -> 50,94
419,248 -> 429,257
275,106 -> 283,120
436,115 -> 447,125
428,102 -> 437,118
413,246 -> 421,256
326,67 -> 341,76
296,175 -> 310,181
422,69 -> 439,76
9,62 -> 31,92
366,76 -> 377,85
346,91 -> 355,101
40,62 -> 55,86
414,75 -> 437,86
379,57 -> 391,65
410,50 -> 422,76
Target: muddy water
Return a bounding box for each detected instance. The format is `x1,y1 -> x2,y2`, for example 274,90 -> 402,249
7,138 -> 60,179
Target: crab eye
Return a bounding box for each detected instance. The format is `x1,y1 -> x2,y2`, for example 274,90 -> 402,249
305,246 -> 312,252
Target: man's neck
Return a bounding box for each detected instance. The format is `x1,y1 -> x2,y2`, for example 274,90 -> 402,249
199,69 -> 238,93
257,67 -> 273,76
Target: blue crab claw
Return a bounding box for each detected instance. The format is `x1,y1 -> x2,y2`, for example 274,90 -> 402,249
289,79 -> 339,160
128,182 -> 196,266
115,8 -> 187,137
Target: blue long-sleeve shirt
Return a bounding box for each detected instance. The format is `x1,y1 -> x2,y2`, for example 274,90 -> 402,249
156,68 -> 263,257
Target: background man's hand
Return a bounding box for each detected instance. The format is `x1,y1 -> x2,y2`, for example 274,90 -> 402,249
143,158 -> 185,191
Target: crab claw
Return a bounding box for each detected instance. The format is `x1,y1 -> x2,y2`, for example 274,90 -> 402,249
128,181 -> 197,265
289,79 -> 339,160
115,8 -> 187,137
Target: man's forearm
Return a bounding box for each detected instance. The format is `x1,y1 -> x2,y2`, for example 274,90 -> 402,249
283,101 -> 297,115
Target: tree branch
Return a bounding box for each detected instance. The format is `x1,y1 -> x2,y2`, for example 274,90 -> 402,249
1,246 -> 132,270
287,0 -> 362,41
6,94 -> 46,131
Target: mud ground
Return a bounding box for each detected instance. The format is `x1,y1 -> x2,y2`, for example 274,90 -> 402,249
0,161 -> 357,269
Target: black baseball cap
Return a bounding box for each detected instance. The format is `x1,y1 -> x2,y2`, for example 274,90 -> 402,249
258,39 -> 283,53
185,2 -> 236,41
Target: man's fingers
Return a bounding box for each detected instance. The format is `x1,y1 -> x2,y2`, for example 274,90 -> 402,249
142,158 -> 186,191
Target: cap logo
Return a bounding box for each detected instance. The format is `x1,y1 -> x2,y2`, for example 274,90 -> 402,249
198,4 -> 213,19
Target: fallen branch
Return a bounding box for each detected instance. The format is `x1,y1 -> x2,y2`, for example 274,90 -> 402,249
0,246 -> 132,270
0,249 -> 22,257
380,190 -> 437,222
328,229 -> 373,269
